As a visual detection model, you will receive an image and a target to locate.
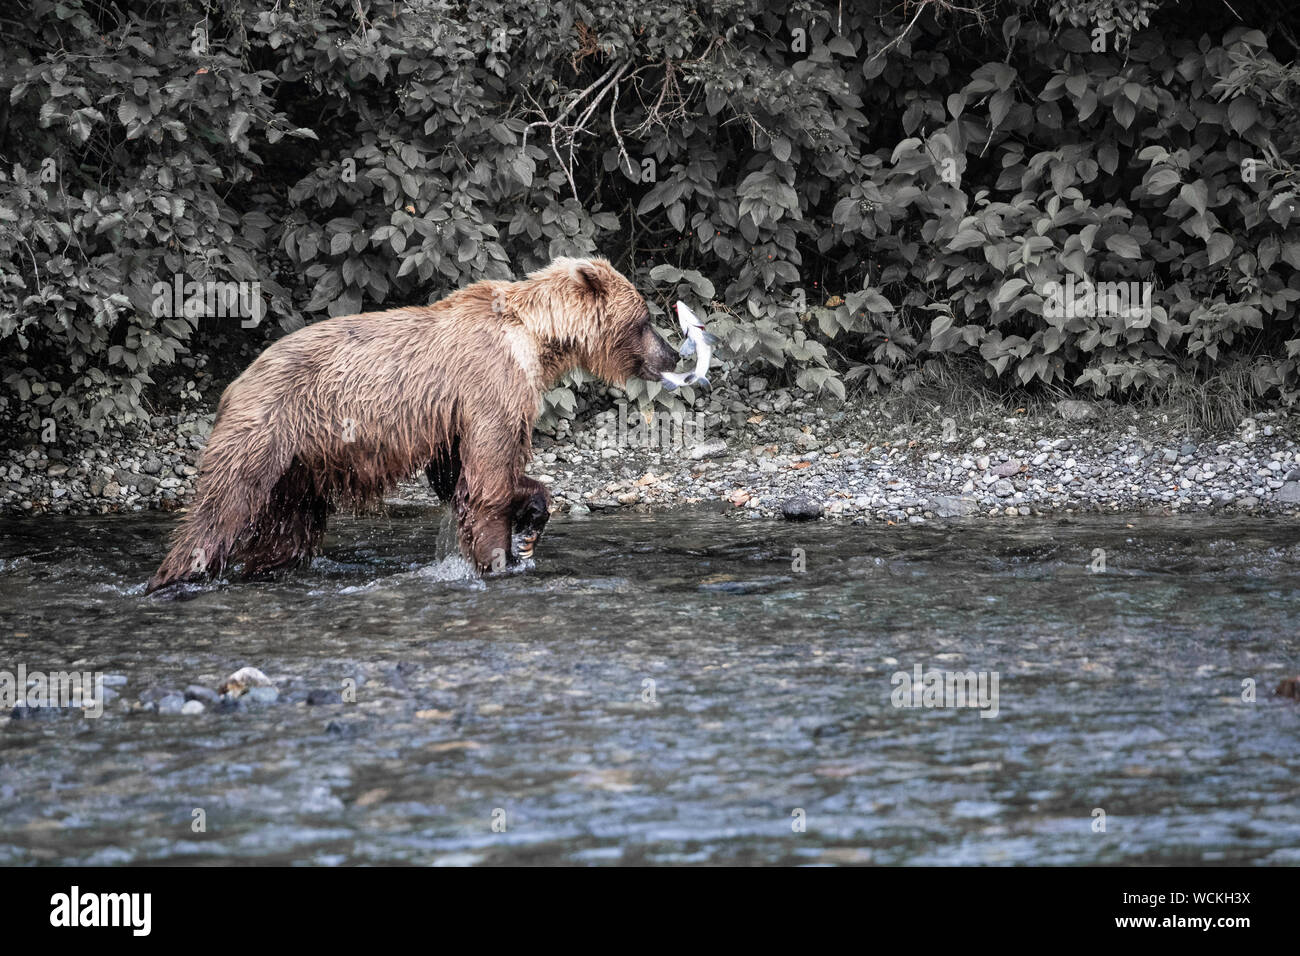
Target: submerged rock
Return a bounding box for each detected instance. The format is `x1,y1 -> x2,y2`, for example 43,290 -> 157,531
9,705 -> 60,720
246,686 -> 279,705
215,696 -> 245,714
139,686 -> 182,704
184,685 -> 220,705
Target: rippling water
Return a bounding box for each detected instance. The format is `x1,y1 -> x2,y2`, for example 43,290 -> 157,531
2,508 -> 1299,865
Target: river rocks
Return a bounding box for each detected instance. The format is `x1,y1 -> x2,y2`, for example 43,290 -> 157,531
3,364 -> 1299,525
781,495 -> 822,520
306,688 -> 341,705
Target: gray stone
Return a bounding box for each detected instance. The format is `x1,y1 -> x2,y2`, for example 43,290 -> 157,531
247,686 -> 279,704
929,495 -> 979,517
688,438 -> 728,460
1276,482 -> 1300,504
781,496 -> 822,520
184,685 -> 220,705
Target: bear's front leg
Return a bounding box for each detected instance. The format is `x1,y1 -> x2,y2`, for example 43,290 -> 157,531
511,477 -> 551,561
455,495 -> 513,572
453,423 -> 541,573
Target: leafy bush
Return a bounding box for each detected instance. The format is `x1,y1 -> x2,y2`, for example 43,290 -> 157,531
2,0 -> 1299,438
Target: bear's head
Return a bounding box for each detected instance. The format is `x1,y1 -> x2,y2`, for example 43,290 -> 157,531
522,257 -> 678,386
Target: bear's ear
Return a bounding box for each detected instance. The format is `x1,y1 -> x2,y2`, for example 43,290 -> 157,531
569,259 -> 607,299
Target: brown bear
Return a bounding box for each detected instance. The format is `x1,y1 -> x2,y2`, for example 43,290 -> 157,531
145,257 -> 677,593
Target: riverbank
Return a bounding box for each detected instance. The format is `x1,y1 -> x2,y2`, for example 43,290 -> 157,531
3,381 -> 1300,522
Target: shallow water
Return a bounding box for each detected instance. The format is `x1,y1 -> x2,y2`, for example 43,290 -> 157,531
1,508 -> 1299,865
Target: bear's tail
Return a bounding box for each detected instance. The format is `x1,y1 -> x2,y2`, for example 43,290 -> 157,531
145,422 -> 291,594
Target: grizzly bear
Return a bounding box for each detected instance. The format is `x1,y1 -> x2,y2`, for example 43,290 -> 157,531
145,257 -> 677,593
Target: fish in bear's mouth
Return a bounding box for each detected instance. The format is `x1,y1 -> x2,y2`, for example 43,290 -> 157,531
660,300 -> 716,391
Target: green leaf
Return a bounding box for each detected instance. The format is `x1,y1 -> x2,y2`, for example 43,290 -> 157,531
1105,235 -> 1141,259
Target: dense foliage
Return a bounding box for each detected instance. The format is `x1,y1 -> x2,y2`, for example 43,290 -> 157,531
3,0 -> 1300,434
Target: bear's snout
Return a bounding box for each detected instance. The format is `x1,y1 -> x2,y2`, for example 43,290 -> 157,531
638,326 -> 679,379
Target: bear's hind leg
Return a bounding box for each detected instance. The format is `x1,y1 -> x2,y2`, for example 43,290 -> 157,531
240,463 -> 331,580
146,420 -> 293,593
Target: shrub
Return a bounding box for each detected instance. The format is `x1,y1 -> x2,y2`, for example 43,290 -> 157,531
2,0 -> 1298,439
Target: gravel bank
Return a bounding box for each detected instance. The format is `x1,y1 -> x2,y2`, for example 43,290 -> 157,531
4,381 -> 1300,523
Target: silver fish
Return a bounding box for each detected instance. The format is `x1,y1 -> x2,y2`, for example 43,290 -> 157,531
660,300 -> 716,390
